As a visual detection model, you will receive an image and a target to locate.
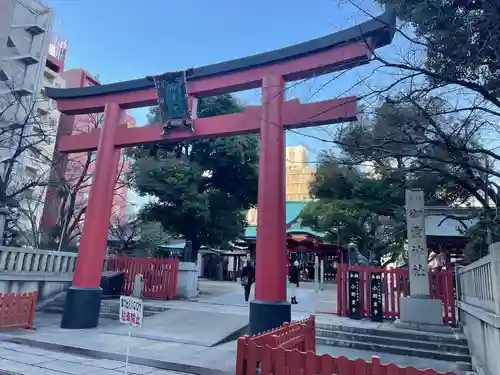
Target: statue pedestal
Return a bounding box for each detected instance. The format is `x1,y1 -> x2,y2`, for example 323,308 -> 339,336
176,262 -> 199,299
398,296 -> 446,331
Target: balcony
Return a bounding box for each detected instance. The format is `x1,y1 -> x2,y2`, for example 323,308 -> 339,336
25,24 -> 45,35
37,98 -> 54,114
44,65 -> 58,79
20,52 -> 41,66
11,23 -> 46,36
13,83 -> 35,97
4,52 -> 40,66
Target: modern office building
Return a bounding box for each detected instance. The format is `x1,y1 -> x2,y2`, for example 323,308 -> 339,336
285,145 -> 315,201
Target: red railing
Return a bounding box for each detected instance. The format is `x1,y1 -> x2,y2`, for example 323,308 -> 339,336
237,341 -> 457,375
236,315 -> 456,375
245,316 -> 316,351
337,265 -> 456,325
0,291 -> 38,330
107,257 -> 179,300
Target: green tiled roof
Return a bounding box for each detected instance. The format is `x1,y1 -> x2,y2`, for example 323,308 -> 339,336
285,201 -> 307,224
245,226 -> 257,238
159,242 -> 211,250
287,222 -> 324,237
244,201 -> 324,239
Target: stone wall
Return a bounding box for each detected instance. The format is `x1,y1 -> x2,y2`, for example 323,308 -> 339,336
0,246 -> 189,301
458,243 -> 500,375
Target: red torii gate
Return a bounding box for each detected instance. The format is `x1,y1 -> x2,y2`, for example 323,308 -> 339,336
46,12 -> 395,332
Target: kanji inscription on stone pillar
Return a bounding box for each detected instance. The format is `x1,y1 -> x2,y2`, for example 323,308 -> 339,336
405,189 -> 430,297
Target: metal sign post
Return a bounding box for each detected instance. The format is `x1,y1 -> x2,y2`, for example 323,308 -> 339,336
119,295 -> 144,375
320,259 -> 325,291
314,256 -> 319,293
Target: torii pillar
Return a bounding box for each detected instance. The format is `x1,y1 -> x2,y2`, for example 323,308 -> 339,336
251,75 -> 289,332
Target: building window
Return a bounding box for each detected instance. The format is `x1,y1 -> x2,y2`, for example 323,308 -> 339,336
24,166 -> 37,180
32,125 -> 43,135
23,188 -> 34,199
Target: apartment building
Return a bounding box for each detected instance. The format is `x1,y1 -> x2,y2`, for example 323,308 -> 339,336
0,0 -> 54,244
15,36 -> 67,241
0,0 -> 53,137
0,0 -> 53,96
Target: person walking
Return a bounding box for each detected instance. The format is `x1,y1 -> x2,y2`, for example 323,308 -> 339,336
240,260 -> 255,302
289,260 -> 300,304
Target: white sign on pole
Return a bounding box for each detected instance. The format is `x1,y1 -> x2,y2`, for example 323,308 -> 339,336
119,295 -> 144,328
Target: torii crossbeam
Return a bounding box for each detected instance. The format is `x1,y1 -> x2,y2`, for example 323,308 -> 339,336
45,12 -> 395,332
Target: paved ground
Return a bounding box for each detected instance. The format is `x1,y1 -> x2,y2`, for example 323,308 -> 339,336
0,340 -> 189,375
195,279 -> 338,314
0,280 -> 464,374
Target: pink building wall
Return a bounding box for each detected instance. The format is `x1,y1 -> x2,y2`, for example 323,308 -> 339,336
61,69 -> 133,224
40,69 -> 134,239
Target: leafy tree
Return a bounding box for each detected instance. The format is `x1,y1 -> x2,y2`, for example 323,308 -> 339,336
129,94 -> 259,262
135,221 -> 169,256
108,218 -> 169,257
299,1 -> 500,262
299,152 -> 407,266
335,96 -> 496,260
367,0 -> 500,261
374,0 -> 500,104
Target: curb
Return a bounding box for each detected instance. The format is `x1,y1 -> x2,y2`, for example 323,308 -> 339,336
2,336 -> 232,375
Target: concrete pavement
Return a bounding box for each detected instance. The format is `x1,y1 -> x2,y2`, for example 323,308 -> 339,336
0,339 -> 191,374
0,280 -> 463,374
194,279 -> 338,315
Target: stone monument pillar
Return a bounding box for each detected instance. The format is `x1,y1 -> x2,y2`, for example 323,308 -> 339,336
398,189 -> 444,328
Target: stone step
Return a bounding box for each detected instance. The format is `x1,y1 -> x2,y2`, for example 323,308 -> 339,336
100,301 -> 169,314
39,296 -> 167,319
315,323 -> 471,363
316,336 -> 471,363
316,323 -> 468,346
316,328 -> 470,355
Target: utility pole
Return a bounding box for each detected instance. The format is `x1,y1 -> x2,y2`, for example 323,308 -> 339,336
0,156 -> 14,245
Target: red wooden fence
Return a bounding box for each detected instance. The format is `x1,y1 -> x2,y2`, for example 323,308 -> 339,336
236,315 -> 456,375
107,257 -> 179,299
246,316 -> 316,352
0,291 -> 38,330
237,341 -> 457,375
337,265 -> 456,325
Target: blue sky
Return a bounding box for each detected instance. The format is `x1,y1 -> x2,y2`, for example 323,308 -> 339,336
43,0 -> 397,209
44,0 -> 391,159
